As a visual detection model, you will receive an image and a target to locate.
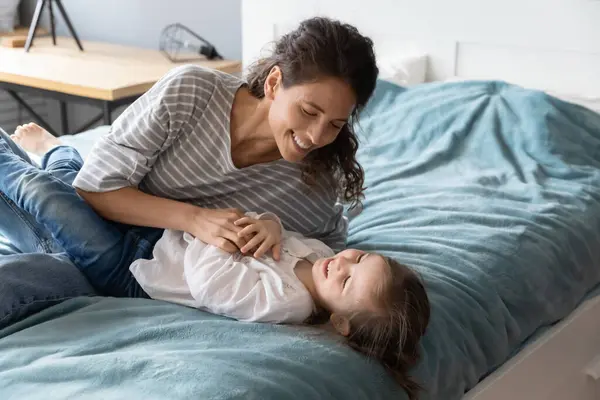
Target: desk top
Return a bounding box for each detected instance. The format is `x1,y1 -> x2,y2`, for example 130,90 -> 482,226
0,36 -> 242,101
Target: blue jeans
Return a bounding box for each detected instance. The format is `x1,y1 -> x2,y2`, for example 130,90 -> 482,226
0,129 -> 158,300
0,130 -> 66,254
0,252 -> 96,330
0,128 -> 95,329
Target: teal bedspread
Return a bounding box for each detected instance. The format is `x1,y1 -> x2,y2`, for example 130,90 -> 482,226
349,79 -> 600,397
0,298 -> 401,400
1,80 -> 600,399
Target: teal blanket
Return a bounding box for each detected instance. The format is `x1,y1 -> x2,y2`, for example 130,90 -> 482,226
1,80 -> 600,400
0,298 -> 401,400
349,80 -> 600,397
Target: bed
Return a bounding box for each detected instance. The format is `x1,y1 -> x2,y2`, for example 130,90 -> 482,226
1,77 -> 600,399
243,2 -> 600,398
3,6 -> 600,400
349,79 -> 600,400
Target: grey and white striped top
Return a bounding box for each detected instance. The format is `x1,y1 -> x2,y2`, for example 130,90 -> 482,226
72,65 -> 347,251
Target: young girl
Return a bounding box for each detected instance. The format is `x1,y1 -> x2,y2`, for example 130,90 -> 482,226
1,127 -> 430,399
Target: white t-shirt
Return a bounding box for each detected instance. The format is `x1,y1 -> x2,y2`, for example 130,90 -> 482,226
129,212 -> 335,323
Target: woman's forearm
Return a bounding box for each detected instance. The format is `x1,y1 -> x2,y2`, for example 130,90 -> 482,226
76,187 -> 198,233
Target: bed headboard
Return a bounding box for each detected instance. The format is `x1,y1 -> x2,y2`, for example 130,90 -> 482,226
241,0 -> 600,99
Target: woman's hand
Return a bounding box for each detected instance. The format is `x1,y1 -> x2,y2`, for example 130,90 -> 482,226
234,216 -> 282,260
185,208 -> 248,253
77,188 -> 251,254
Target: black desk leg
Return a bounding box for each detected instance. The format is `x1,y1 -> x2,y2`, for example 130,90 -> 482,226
6,90 -> 58,137
103,102 -> 112,125
59,101 -> 68,135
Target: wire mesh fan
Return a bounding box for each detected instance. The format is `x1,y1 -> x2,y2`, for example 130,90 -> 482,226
159,23 -> 223,63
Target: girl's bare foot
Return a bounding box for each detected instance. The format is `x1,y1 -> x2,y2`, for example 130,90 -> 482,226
11,123 -> 62,156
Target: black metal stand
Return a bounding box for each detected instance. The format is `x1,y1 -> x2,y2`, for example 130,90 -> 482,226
0,82 -> 138,136
25,0 -> 84,52
6,90 -> 58,136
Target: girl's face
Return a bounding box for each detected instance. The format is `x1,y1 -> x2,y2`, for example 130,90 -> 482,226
311,249 -> 390,332
264,68 -> 357,163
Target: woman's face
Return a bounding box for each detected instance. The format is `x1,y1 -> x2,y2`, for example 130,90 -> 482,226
265,68 -> 357,163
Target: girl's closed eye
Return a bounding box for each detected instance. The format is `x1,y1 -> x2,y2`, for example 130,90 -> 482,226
301,107 -> 317,117
343,276 -> 351,288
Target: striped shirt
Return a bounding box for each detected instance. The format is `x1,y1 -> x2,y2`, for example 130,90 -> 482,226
72,65 -> 347,251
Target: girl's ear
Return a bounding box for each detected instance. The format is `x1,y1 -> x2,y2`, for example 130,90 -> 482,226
330,313 -> 350,336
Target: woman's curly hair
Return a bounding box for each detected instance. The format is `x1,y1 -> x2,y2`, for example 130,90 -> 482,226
246,17 -> 378,208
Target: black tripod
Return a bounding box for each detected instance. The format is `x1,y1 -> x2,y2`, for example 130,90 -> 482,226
25,0 -> 84,52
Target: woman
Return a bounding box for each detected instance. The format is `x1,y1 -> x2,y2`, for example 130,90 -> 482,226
0,16 -> 378,324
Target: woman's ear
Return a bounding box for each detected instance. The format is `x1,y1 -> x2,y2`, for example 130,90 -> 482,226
330,313 -> 350,336
264,66 -> 282,100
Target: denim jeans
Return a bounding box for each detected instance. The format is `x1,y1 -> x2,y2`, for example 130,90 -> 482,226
0,129 -> 65,254
0,252 -> 96,330
0,130 -> 157,298
0,128 -> 95,329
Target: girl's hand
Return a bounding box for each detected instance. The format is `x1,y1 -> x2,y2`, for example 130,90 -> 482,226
234,216 -> 282,261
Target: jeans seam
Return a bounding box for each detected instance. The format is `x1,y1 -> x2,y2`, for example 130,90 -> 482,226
0,191 -> 53,253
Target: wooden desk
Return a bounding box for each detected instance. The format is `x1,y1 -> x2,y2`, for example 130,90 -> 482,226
0,35 -> 241,135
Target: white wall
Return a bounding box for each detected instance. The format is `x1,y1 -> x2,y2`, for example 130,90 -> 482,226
22,0 -> 242,58
19,0 -> 242,134
241,0 -> 600,95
